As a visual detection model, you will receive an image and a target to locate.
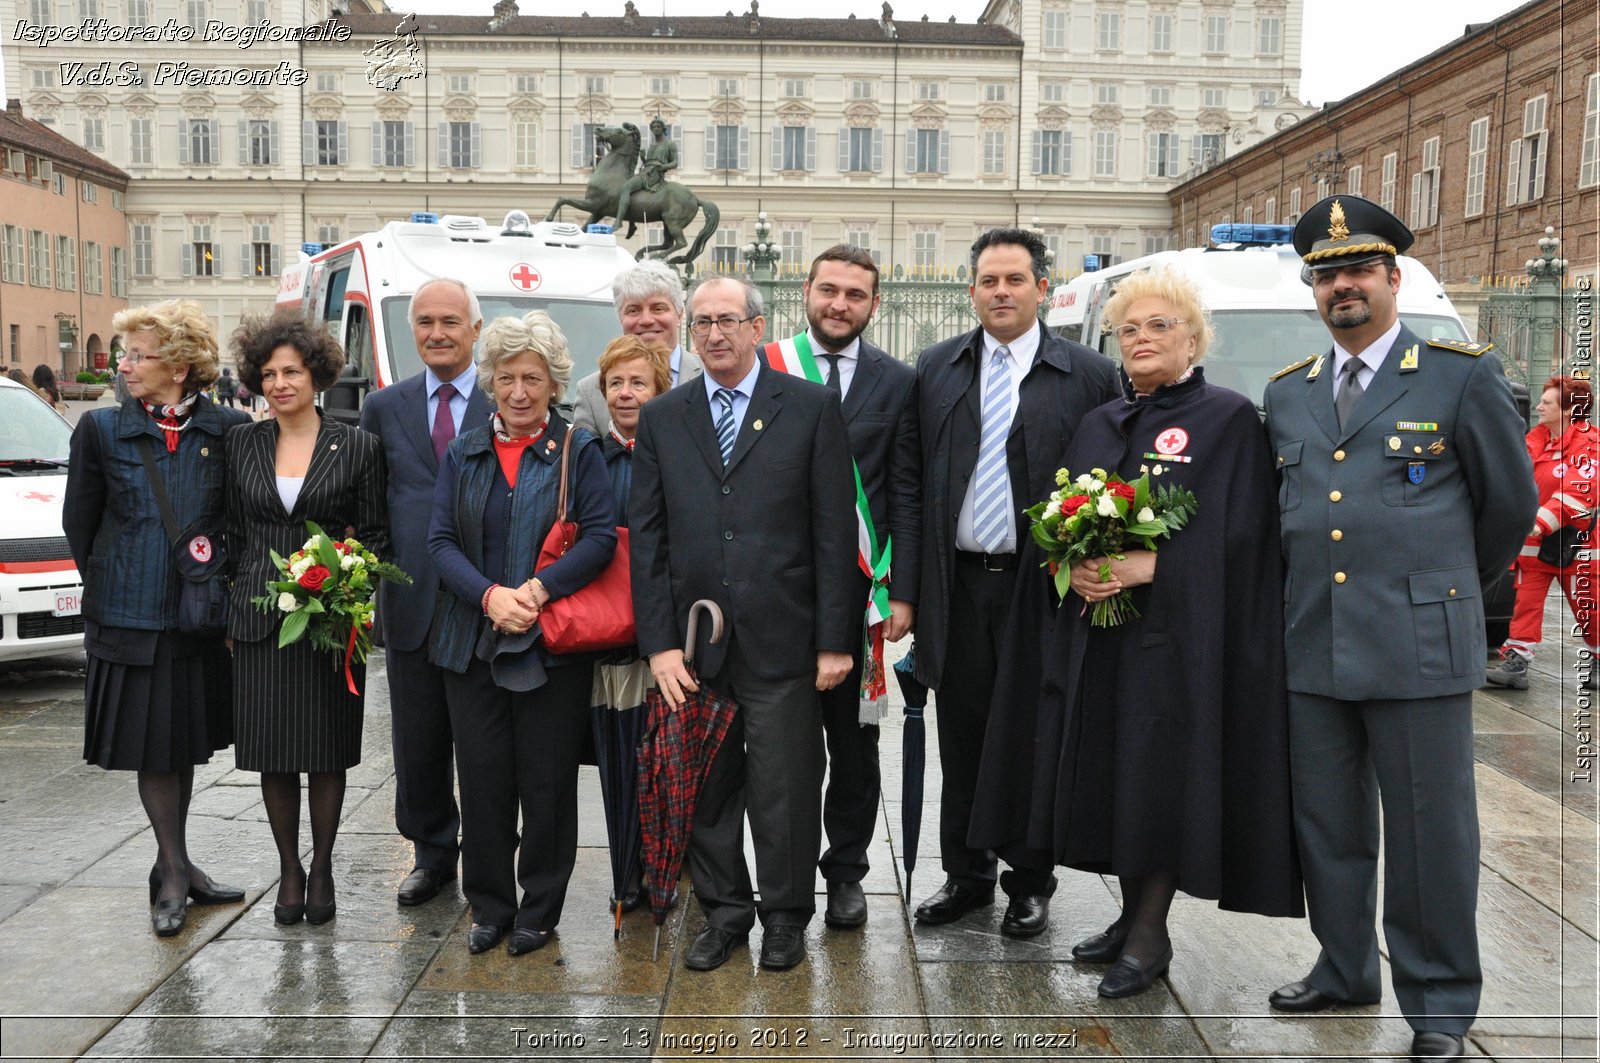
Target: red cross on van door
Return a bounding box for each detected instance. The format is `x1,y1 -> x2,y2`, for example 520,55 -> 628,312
509,263 -> 542,292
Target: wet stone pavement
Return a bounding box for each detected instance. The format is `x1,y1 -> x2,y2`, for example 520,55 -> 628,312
0,594 -> 1595,1062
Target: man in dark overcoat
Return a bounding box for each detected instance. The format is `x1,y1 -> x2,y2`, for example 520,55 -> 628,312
630,275 -> 857,973
359,278 -> 493,906
910,228 -> 1118,936
1263,196 -> 1536,1063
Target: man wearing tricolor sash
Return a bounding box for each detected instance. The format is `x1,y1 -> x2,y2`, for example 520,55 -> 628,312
762,245 -> 920,931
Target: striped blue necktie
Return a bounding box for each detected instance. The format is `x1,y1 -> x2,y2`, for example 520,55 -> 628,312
714,387 -> 737,466
971,345 -> 1014,553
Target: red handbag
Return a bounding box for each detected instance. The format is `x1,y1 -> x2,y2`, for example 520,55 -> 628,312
535,426 -> 636,653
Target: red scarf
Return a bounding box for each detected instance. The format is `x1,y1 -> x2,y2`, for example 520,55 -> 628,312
142,394 -> 198,453
608,424 -> 635,451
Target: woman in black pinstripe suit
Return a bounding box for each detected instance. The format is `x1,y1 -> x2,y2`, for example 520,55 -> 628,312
226,314 -> 389,926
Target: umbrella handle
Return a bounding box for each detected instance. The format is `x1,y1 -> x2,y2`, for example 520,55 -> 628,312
683,599 -> 725,666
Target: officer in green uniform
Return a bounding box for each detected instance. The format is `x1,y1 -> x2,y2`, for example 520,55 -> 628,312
1262,195 -> 1536,1063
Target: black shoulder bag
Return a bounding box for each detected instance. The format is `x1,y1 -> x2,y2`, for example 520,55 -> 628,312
136,436 -> 230,637
1537,511 -> 1597,570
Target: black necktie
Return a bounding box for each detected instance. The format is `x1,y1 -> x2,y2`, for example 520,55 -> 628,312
1336,359 -> 1364,430
823,354 -> 843,396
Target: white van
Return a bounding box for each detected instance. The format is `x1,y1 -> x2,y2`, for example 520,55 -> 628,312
277,210 -> 637,411
0,376 -> 82,663
1046,224 -> 1472,408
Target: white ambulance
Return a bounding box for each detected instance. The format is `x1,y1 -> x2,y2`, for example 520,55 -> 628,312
1046,223 -> 1473,409
276,210 -> 637,412
0,375 -> 81,663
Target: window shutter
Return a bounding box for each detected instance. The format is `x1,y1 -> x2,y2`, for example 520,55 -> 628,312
337,122 -> 348,166
403,122 -> 415,167
371,121 -> 383,166
181,243 -> 192,277
838,125 -> 851,171
939,130 -> 950,173
1506,140 -> 1522,206
704,125 -> 716,169
738,125 -> 749,170
872,128 -> 883,172
302,120 -> 315,163
471,122 -> 482,168
772,128 -> 784,170
272,244 -> 282,276
572,123 -> 587,169
180,124 -> 191,164
438,122 -> 449,168
238,119 -> 248,165
905,132 -> 916,173
805,127 -> 816,171
1033,130 -> 1043,175
1531,134 -> 1546,200
1408,172 -> 1421,227
239,242 -> 250,277
269,121 -> 279,165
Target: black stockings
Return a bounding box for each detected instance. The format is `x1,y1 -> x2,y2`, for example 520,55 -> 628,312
261,771 -> 347,908
138,767 -> 196,905
1116,871 -> 1178,964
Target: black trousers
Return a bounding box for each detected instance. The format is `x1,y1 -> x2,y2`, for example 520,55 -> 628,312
818,638 -> 881,884
443,657 -> 590,931
385,644 -> 460,873
936,557 -> 1056,897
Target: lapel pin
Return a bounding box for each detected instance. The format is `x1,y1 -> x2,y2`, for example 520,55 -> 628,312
753,419 -> 764,431
329,443 -> 338,450
1388,436 -> 1401,451
1306,355 -> 1325,381
200,447 -> 209,456
1399,345 -> 1419,371
1429,438 -> 1446,455
546,439 -> 557,452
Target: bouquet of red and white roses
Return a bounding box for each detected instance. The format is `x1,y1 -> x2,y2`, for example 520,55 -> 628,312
1025,465 -> 1198,626
252,521 -> 410,689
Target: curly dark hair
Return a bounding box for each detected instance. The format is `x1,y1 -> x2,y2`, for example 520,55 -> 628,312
231,313 -> 346,395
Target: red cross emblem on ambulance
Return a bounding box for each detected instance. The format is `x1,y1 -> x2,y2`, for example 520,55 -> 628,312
509,263 -> 542,292
1154,427 -> 1189,456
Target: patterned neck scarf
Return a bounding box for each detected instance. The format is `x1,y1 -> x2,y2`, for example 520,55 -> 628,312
142,392 -> 199,452
492,411 -> 549,445
608,421 -> 635,451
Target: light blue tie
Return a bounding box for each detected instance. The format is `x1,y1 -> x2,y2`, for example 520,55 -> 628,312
714,388 -> 737,466
971,345 -> 1014,553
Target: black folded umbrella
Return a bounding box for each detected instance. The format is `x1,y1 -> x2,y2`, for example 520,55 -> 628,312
893,645 -> 928,903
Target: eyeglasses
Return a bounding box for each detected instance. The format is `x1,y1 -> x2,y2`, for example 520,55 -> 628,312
117,351 -> 154,365
1112,316 -> 1186,344
688,315 -> 756,336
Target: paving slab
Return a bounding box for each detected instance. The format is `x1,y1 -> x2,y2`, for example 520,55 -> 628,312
374,990 -> 658,1059
906,868 -> 1123,963
1476,872 -> 1599,1039
1474,1033 -> 1599,1061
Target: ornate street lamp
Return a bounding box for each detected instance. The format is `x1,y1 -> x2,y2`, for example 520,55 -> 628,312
1525,226 -> 1567,388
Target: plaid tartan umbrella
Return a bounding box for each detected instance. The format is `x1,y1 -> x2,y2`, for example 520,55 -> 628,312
636,600 -> 736,960
893,644 -> 930,903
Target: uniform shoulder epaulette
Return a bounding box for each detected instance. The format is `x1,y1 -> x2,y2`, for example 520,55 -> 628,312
1427,338 -> 1492,357
1268,355 -> 1318,381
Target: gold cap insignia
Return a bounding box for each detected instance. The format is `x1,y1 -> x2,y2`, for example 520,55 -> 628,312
1328,200 -> 1350,243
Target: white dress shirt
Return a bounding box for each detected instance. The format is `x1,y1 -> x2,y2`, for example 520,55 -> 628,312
1332,318 -> 1403,400
424,362 -> 478,435
806,331 -> 861,401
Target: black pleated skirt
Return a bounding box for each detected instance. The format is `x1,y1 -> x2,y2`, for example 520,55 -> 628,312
232,634 -> 365,773
83,628 -> 233,772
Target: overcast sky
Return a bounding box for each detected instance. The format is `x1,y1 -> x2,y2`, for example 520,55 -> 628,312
400,0 -> 1531,106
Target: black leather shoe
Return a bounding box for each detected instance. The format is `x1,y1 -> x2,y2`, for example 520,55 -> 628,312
467,924 -> 505,954
1268,979 -> 1380,1013
1072,921 -> 1129,963
1097,942 -> 1173,998
397,866 -> 455,907
305,900 -> 336,926
506,928 -> 552,956
824,880 -> 867,929
1410,1031 -> 1465,1061
759,925 -> 807,970
152,896 -> 187,937
914,880 -> 995,925
1000,894 -> 1050,937
149,866 -> 244,906
274,902 -> 305,925
684,926 -> 746,971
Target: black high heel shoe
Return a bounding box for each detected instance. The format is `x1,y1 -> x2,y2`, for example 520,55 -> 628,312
304,871 -> 336,926
149,865 -> 245,906
274,901 -> 306,925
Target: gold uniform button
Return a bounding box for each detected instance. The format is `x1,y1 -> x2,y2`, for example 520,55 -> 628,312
1449,587 -> 1457,596
1331,529 -> 1343,541
1414,446 -> 1423,455
1330,490 -> 1342,502
1335,572 -> 1347,584
1333,449 -> 1346,461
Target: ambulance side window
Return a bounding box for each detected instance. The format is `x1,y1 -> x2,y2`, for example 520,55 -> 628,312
343,304 -> 372,380
322,266 -> 349,328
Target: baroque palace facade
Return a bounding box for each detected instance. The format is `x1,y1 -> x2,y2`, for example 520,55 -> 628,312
4,0 -> 1306,338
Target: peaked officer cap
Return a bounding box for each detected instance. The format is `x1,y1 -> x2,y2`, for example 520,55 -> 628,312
1293,195 -> 1414,282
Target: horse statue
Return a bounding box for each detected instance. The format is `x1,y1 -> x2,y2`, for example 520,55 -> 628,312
544,123 -> 720,265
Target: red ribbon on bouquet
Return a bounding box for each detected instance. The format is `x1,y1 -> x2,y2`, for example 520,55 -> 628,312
343,623 -> 363,696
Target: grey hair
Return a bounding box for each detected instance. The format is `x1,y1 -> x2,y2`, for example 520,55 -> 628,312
408,277 -> 483,328
611,259 -> 686,316
688,274 -> 763,320
476,311 -> 573,402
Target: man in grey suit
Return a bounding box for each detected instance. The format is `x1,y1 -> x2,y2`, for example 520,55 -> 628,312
1263,196 -> 1536,1063
772,245 -> 920,931
570,259 -> 702,434
358,278 -> 493,906
631,275 -> 858,973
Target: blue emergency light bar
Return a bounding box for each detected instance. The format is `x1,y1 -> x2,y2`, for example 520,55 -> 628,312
301,242 -> 322,256
586,224 -> 613,235
1210,223 -> 1294,246
410,212 -> 439,224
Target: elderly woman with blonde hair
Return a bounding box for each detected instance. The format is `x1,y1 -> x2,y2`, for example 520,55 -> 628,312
62,300 -> 251,936
970,267 -> 1303,999
427,310 -> 618,957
